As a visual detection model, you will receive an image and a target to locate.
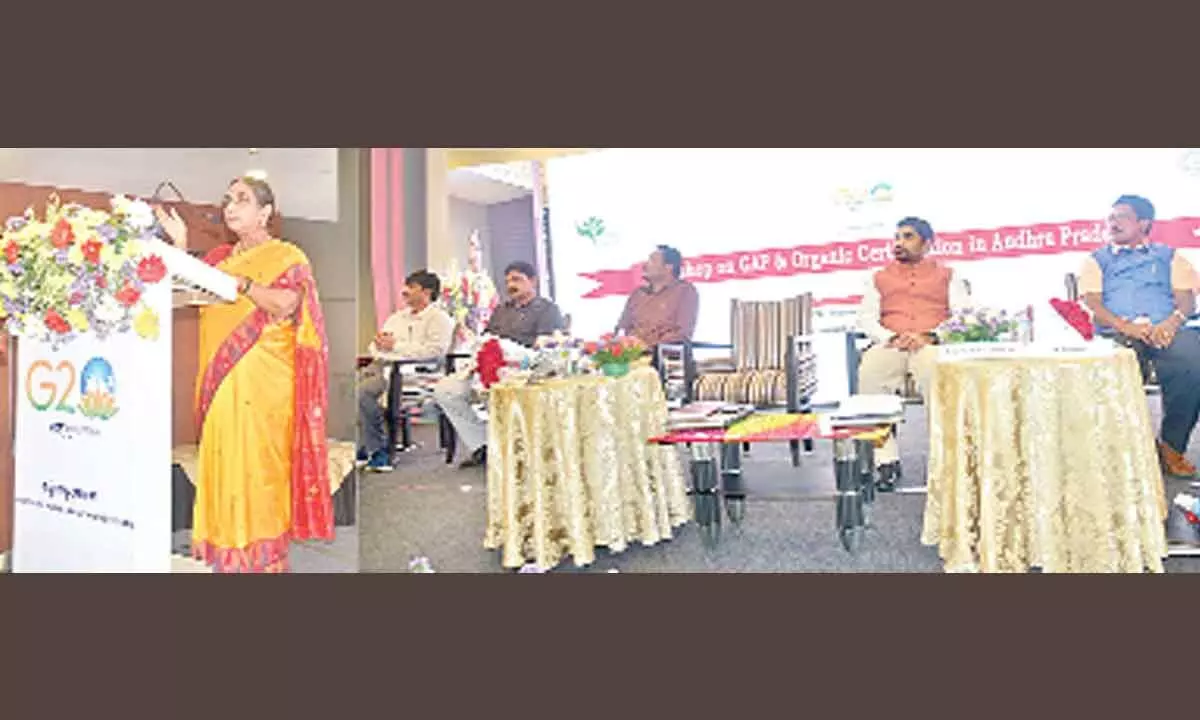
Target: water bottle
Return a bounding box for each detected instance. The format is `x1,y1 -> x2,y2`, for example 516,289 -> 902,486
409,557 -> 436,573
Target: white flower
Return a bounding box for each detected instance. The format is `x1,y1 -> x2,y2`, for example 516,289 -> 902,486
21,314 -> 46,339
111,196 -> 156,231
94,296 -> 125,323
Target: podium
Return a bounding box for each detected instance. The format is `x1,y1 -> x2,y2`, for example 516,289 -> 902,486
11,237 -> 236,573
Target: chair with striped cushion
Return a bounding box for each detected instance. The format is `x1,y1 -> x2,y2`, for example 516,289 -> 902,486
656,294 -> 819,467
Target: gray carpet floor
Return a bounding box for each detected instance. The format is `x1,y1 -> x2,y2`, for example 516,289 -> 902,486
360,402 -> 1200,574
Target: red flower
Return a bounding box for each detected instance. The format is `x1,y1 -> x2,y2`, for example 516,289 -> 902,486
50,219 -> 75,250
95,274 -> 108,289
81,238 -> 103,265
44,309 -> 70,334
68,292 -> 84,306
3,240 -> 17,265
136,255 -> 167,284
115,282 -> 141,307
583,342 -> 599,354
476,339 -> 506,389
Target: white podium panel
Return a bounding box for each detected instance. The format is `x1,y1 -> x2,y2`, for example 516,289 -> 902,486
12,283 -> 173,573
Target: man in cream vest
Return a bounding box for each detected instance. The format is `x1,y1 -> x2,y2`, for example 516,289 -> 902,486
857,217 -> 970,492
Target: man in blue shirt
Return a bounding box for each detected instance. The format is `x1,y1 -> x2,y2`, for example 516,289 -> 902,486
1078,195 -> 1200,478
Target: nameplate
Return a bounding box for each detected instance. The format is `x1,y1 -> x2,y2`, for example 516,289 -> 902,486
937,340 -> 1119,363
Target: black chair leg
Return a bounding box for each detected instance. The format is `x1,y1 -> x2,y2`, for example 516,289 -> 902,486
441,415 -> 457,464
400,410 -> 413,452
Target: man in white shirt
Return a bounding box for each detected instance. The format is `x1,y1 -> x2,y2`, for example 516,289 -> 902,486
358,270 -> 454,472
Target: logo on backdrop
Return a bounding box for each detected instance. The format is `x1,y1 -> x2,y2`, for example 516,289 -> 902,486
833,182 -> 896,238
833,182 -> 896,214
575,216 -> 620,248
47,422 -> 101,441
25,356 -> 119,421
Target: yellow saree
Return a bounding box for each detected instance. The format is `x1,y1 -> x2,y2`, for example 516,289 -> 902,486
192,239 -> 333,573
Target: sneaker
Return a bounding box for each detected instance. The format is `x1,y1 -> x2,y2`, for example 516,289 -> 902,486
355,447 -> 369,466
365,450 -> 394,473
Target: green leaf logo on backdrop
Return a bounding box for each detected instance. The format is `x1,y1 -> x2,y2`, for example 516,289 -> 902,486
575,216 -> 621,248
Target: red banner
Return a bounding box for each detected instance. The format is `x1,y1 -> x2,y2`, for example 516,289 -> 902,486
580,216 -> 1200,300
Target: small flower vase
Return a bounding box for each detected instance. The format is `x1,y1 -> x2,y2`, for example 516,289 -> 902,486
600,361 -> 630,378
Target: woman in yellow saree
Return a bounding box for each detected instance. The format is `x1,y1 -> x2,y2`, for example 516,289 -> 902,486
156,178 -> 334,573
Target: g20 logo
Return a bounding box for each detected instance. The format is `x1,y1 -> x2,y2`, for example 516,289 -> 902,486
26,357 -> 120,421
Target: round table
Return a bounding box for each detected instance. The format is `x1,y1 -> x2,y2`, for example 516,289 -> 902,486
922,346 -> 1169,573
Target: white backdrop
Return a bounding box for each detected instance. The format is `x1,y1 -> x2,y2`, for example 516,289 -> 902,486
12,282 -> 172,573
547,148 -> 1200,344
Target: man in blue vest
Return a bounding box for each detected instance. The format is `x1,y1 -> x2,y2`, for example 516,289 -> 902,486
1078,195 -> 1200,478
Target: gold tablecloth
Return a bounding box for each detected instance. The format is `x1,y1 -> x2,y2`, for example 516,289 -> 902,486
922,348 -> 1168,573
485,366 -> 692,570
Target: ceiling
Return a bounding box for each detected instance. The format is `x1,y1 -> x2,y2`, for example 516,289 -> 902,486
0,148 -> 339,221
445,148 -> 597,170
0,148 -> 596,219
447,168 -> 530,206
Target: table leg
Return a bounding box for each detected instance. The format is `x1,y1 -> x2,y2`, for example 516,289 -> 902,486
856,439 -> 876,527
833,438 -> 864,553
689,443 -> 722,549
720,443 -> 746,526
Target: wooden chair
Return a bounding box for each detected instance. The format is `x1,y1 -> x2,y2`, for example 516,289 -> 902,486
656,294 -> 819,466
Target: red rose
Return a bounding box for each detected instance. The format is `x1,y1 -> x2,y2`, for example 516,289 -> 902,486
95,275 -> 107,289
3,240 -> 17,265
476,339 -> 506,389
50,219 -> 75,250
81,238 -> 103,265
583,342 -> 599,354
44,309 -> 70,334
115,283 -> 141,307
136,255 -> 167,284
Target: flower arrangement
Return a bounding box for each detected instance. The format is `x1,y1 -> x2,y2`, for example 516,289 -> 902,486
441,261 -> 499,350
0,194 -> 169,348
475,338 -> 507,390
938,308 -> 1021,344
583,334 -> 647,377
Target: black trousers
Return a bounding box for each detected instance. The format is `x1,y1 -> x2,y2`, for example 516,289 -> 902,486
1117,328 -> 1200,454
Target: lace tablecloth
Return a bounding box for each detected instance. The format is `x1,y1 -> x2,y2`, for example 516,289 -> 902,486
485,366 -> 692,570
923,347 -> 1168,573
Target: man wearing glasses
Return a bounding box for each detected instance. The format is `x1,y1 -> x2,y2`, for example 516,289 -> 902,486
857,217 -> 971,492
1078,195 -> 1200,480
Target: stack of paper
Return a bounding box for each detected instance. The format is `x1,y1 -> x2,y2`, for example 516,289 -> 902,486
828,394 -> 905,426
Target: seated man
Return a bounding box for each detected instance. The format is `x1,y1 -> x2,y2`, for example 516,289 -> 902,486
1079,194 -> 1200,478
434,261 -> 566,469
857,217 -> 970,492
615,245 -> 700,348
357,270 -> 454,472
